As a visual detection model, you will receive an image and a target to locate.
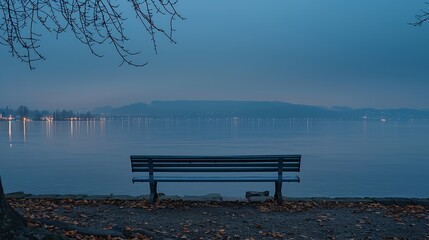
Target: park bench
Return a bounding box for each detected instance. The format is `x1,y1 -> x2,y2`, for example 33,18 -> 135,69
130,155 -> 301,204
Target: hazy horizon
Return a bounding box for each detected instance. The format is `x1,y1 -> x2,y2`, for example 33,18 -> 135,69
2,0 -> 429,110
2,99 -> 429,113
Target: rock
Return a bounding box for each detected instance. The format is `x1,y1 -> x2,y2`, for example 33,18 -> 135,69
222,196 -> 245,202
156,193 -> 180,200
158,194 -> 180,200
248,196 -> 271,202
157,193 -> 166,197
137,195 -> 149,200
182,193 -> 222,201
5,192 -> 27,199
245,191 -> 269,199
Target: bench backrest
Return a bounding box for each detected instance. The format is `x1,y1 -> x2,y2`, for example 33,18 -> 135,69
130,155 -> 301,173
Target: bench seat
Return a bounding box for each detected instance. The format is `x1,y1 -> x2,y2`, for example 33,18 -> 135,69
133,176 -> 300,183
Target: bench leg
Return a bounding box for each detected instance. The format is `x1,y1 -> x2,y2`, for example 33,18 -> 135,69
149,182 -> 158,204
274,182 -> 283,205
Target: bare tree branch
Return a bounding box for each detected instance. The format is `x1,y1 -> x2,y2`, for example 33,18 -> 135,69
0,0 -> 183,69
410,2 -> 429,27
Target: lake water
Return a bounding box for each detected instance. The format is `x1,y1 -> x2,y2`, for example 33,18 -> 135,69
0,119 -> 428,198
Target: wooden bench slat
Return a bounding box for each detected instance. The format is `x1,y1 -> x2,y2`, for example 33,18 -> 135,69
131,159 -> 300,164
131,155 -> 301,160
133,176 -> 300,183
131,163 -> 301,168
132,167 -> 300,172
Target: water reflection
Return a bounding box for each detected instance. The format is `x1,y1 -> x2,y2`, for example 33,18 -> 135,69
40,120 -> 110,140
70,120 -> 73,137
86,120 -> 89,136
8,118 -> 405,148
362,119 -> 367,137
45,120 -> 52,139
306,118 -> 310,135
23,120 -> 26,144
8,120 -> 12,147
100,119 -> 105,136
231,117 -> 239,137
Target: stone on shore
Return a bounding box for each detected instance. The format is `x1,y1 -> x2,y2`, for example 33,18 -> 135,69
245,191 -> 271,202
248,196 -> 271,202
158,193 -> 180,200
245,191 -> 269,199
4,192 -> 28,199
182,193 -> 222,201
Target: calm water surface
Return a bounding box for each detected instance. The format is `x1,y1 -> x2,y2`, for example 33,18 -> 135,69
0,119 -> 428,198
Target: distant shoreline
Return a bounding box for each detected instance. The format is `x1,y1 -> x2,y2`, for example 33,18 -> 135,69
3,100 -> 429,121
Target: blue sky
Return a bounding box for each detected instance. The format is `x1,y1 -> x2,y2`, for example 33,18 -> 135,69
1,0 -> 429,110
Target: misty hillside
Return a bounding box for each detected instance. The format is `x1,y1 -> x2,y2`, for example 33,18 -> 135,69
91,101 -> 429,120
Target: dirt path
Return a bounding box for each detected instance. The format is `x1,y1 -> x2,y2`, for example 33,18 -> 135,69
9,198 -> 429,239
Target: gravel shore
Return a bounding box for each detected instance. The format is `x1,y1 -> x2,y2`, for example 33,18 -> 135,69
6,194 -> 429,240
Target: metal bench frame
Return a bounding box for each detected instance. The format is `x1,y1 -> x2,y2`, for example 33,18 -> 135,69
130,155 -> 301,204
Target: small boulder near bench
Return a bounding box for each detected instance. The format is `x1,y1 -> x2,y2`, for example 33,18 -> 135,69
130,155 -> 301,204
